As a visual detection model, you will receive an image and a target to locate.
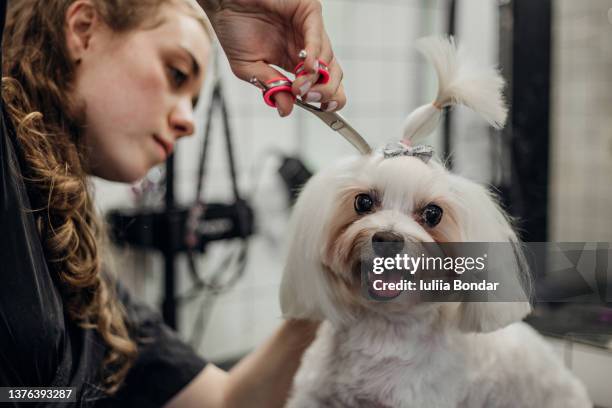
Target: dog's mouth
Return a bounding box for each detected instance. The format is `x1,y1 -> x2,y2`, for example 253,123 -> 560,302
352,260 -> 407,300
367,268 -> 405,299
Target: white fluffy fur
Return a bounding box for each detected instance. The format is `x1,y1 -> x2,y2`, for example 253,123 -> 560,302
280,154 -> 591,407
402,36 -> 508,143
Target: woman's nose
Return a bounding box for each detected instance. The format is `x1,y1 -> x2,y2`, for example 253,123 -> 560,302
169,99 -> 195,139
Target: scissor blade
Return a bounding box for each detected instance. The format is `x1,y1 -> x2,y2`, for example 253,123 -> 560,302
295,100 -> 372,155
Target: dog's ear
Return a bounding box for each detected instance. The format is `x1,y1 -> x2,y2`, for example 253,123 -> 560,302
279,169 -> 343,323
447,174 -> 532,333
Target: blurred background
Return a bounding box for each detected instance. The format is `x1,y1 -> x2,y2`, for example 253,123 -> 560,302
92,0 -> 612,406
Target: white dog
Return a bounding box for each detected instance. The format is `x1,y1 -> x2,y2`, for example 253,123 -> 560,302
280,37 -> 591,408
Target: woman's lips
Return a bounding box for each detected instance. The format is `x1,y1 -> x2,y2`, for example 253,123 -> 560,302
153,134 -> 174,158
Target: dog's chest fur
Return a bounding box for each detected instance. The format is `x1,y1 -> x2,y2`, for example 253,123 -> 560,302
287,315 -> 474,408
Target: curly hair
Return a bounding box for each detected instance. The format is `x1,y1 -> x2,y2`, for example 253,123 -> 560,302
2,0 -> 209,395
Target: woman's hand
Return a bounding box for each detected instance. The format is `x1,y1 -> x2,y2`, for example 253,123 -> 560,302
164,319 -> 321,408
199,0 -> 346,117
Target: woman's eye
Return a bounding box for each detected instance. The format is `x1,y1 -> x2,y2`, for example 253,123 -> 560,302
168,67 -> 188,87
421,203 -> 443,227
354,193 -> 374,214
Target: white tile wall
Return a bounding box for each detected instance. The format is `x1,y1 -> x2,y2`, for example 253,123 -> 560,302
550,0 -> 612,241
450,0 -> 502,184
548,4 -> 612,403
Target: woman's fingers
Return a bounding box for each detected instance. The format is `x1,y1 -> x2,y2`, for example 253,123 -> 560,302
302,55 -> 344,107
237,55 -> 344,116
291,15 -> 334,98
297,0 -> 323,77
321,82 -> 346,112
234,60 -> 296,117
207,0 -> 347,115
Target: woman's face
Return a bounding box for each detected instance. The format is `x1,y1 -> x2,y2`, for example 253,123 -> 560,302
68,2 -> 210,182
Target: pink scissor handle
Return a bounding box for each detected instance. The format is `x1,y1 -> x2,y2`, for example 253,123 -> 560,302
263,77 -> 295,108
259,59 -> 331,108
294,59 -> 330,85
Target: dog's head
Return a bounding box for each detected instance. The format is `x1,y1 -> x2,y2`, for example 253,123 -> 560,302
280,153 -> 531,332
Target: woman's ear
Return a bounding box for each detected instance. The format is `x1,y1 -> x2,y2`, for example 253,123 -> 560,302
65,0 -> 100,63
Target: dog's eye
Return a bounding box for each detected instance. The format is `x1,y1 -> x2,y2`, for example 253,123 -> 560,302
354,193 -> 374,214
421,203 -> 443,227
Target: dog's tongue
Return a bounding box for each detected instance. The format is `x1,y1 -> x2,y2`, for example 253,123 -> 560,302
368,270 -> 404,298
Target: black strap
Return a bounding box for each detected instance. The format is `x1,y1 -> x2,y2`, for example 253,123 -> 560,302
195,79 -> 241,202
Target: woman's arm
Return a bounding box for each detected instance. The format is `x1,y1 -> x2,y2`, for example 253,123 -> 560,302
164,319 -> 319,408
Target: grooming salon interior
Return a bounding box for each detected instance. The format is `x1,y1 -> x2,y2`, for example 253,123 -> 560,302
87,0 -> 612,406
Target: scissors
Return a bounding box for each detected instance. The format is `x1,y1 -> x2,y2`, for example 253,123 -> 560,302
249,59 -> 372,155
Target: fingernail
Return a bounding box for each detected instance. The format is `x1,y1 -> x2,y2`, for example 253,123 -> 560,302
299,81 -> 312,96
324,101 -> 338,112
277,107 -> 286,117
304,92 -> 321,102
313,60 -> 320,73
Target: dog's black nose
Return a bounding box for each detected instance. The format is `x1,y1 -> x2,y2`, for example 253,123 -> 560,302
372,231 -> 405,257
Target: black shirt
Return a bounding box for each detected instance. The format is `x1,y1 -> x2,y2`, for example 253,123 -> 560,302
0,2 -> 208,406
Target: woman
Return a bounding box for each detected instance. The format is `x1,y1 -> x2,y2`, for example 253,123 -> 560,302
0,0 -> 345,406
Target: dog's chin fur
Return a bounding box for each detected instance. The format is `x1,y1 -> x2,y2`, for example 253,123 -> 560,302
280,153 -> 591,407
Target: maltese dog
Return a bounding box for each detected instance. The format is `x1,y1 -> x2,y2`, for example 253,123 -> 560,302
280,37 -> 591,408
